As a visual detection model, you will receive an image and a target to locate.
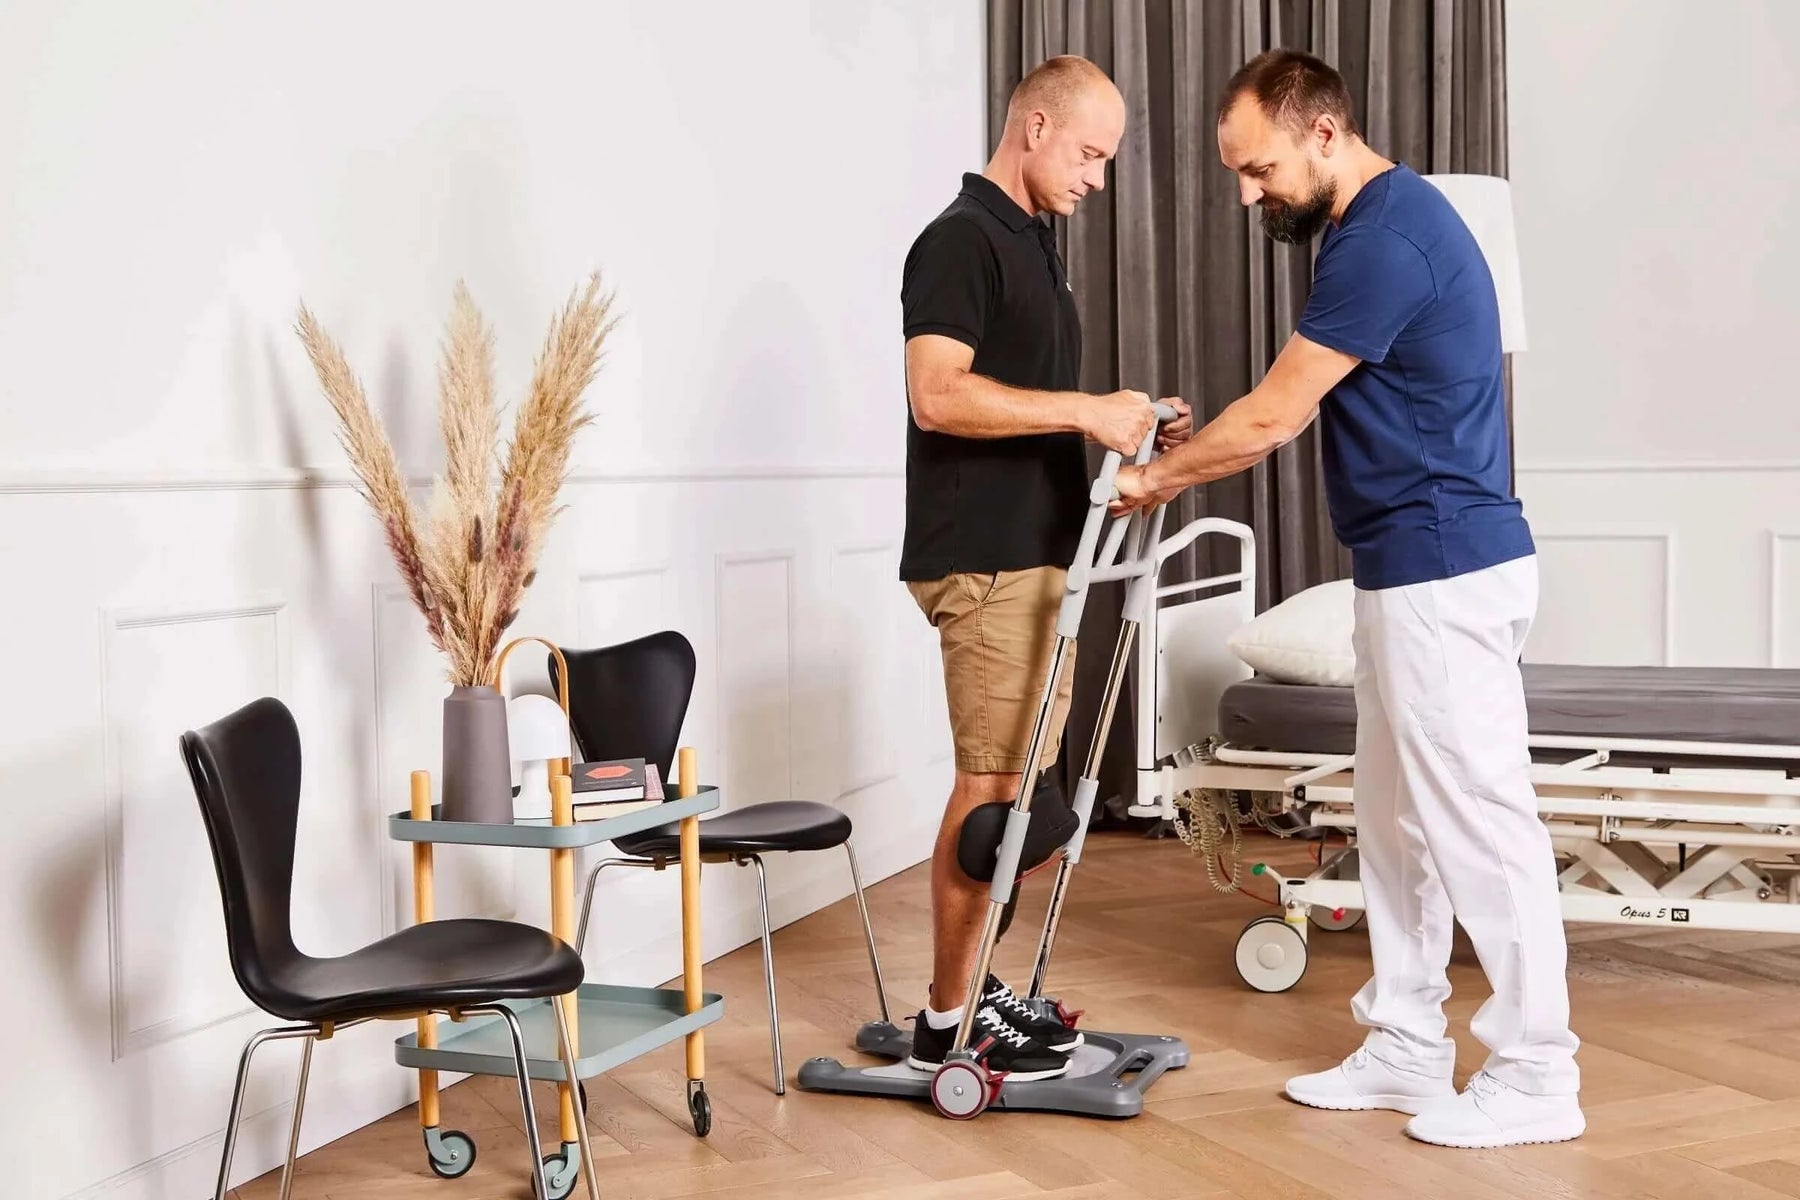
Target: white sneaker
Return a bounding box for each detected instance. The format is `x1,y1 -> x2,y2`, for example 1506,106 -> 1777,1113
1403,1070 -> 1585,1148
1283,1047 -> 1455,1115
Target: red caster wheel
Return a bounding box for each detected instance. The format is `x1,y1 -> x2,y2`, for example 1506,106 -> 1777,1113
930,1058 -> 996,1120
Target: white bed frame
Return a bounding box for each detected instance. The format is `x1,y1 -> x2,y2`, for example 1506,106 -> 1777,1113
1130,518 -> 1800,992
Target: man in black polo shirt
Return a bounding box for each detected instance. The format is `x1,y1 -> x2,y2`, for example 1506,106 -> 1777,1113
898,54 -> 1191,1081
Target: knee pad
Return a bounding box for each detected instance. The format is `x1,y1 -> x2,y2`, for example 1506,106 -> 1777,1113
956,771 -> 1080,885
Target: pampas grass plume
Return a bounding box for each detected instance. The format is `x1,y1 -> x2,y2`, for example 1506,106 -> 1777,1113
297,273 -> 615,686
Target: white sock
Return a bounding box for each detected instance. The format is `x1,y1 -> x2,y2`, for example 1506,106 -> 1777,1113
924,1005 -> 964,1030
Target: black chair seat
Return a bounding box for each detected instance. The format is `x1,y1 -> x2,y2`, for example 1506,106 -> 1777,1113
255,918 -> 585,1023
614,800 -> 851,859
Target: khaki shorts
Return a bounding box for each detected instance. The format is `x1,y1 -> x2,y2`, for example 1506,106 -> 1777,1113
907,566 -> 1076,775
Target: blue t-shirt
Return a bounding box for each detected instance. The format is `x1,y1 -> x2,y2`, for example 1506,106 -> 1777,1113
1297,163 -> 1533,591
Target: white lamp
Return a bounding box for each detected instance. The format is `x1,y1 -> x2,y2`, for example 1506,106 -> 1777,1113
1423,173 -> 1528,353
507,693 -> 572,820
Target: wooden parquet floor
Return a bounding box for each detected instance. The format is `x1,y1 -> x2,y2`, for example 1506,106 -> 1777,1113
235,828 -> 1800,1199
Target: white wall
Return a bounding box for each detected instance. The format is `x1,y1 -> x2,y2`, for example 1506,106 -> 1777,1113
0,3 -> 983,1197
1507,0 -> 1800,667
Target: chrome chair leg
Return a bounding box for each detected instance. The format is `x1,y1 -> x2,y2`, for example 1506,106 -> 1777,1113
468,1004 -> 549,1200
749,854 -> 784,1095
843,839 -> 890,1025
213,1023 -> 319,1200
552,993 -> 601,1199
576,856 -> 655,953
277,1032 -> 316,1200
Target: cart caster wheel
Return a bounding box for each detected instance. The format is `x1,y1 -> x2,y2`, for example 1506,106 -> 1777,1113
423,1128 -> 476,1179
1309,905 -> 1365,932
1235,915 -> 1308,993
534,1150 -> 577,1200
688,1085 -> 712,1136
930,1059 -> 995,1120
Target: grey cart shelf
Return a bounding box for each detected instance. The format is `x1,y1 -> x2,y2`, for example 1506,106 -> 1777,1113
395,982 -> 724,1081
388,759 -> 722,1198
388,786 -> 720,848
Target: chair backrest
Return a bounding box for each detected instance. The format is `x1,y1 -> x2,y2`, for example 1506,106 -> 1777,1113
179,695 -> 303,1009
552,630 -> 696,783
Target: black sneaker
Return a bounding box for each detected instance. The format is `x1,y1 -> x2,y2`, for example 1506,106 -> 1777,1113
981,975 -> 1084,1051
905,1004 -> 1071,1081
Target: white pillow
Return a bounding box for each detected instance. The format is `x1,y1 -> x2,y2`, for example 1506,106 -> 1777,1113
1225,579 -> 1356,687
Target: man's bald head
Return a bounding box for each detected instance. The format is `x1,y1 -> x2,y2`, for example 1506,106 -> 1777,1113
1006,55 -> 1120,126
996,55 -> 1125,218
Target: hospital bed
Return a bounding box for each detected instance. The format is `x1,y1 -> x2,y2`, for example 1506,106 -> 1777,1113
1132,518 -> 1800,993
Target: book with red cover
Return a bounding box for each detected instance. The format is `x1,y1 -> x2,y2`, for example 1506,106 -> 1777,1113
572,762 -> 664,821
570,757 -> 646,799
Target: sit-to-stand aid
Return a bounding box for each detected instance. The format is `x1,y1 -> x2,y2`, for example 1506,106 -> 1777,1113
797,404 -> 1191,1120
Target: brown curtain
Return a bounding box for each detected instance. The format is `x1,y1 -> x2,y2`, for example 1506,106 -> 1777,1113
985,0 -> 1511,819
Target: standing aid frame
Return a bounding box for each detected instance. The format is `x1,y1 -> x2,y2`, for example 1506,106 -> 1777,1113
797,405 -> 1191,1120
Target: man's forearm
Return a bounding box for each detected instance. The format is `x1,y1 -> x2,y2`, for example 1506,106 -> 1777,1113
913,368 -> 1088,440
1130,333 -> 1345,497
1145,393 -> 1304,490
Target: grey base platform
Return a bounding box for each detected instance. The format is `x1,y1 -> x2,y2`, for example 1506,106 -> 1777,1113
795,1019 -> 1189,1117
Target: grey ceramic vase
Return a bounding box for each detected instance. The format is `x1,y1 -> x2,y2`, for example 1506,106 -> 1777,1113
440,684 -> 515,824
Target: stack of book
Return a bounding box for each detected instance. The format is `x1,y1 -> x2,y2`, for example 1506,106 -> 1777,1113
569,756 -> 665,821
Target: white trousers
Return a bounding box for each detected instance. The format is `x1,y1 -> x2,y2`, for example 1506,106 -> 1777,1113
1349,554 -> 1581,1095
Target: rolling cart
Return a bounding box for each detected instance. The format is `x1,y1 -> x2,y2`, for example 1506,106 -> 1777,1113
387,638 -> 724,1198
797,404 -> 1192,1120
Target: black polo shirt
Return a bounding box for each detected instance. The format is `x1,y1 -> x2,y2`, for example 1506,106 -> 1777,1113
898,173 -> 1087,582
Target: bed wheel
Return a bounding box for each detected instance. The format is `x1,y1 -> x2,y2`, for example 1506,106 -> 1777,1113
1235,915 -> 1308,993
1308,905 -> 1364,932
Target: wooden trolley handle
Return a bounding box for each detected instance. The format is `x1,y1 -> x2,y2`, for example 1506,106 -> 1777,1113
489,635 -> 575,782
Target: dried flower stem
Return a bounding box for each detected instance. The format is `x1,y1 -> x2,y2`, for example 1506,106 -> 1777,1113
297,274 -> 615,687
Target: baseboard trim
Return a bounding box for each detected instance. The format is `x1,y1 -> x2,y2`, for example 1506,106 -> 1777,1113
0,464 -> 903,495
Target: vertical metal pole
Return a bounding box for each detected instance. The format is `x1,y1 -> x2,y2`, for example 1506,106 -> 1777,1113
1029,618 -> 1137,999
553,994 -> 601,1200
277,1035 -> 316,1200
950,637 -> 1073,1054
844,840 -> 891,1024
750,855 -> 785,1094
490,1006 -> 549,1200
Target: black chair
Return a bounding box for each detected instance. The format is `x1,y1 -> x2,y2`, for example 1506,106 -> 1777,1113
552,630 -> 890,1095
180,696 -> 599,1200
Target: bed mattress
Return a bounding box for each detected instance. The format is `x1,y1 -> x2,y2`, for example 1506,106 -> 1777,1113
1218,664 -> 1800,762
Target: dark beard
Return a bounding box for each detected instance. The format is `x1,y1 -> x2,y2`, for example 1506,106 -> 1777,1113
1259,176 -> 1336,244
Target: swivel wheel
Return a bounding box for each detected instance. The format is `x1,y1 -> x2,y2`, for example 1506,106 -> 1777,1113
1235,915 -> 1308,993
688,1084 -> 712,1136
534,1149 -> 578,1200
930,1059 -> 996,1120
422,1128 -> 477,1179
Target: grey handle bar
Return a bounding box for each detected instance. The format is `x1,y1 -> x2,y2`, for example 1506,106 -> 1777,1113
1058,402 -> 1181,637
1094,401 -> 1178,493
1073,401 -> 1179,559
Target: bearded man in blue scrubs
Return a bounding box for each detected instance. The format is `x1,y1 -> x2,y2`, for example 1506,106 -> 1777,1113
1112,49 -> 1583,1149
